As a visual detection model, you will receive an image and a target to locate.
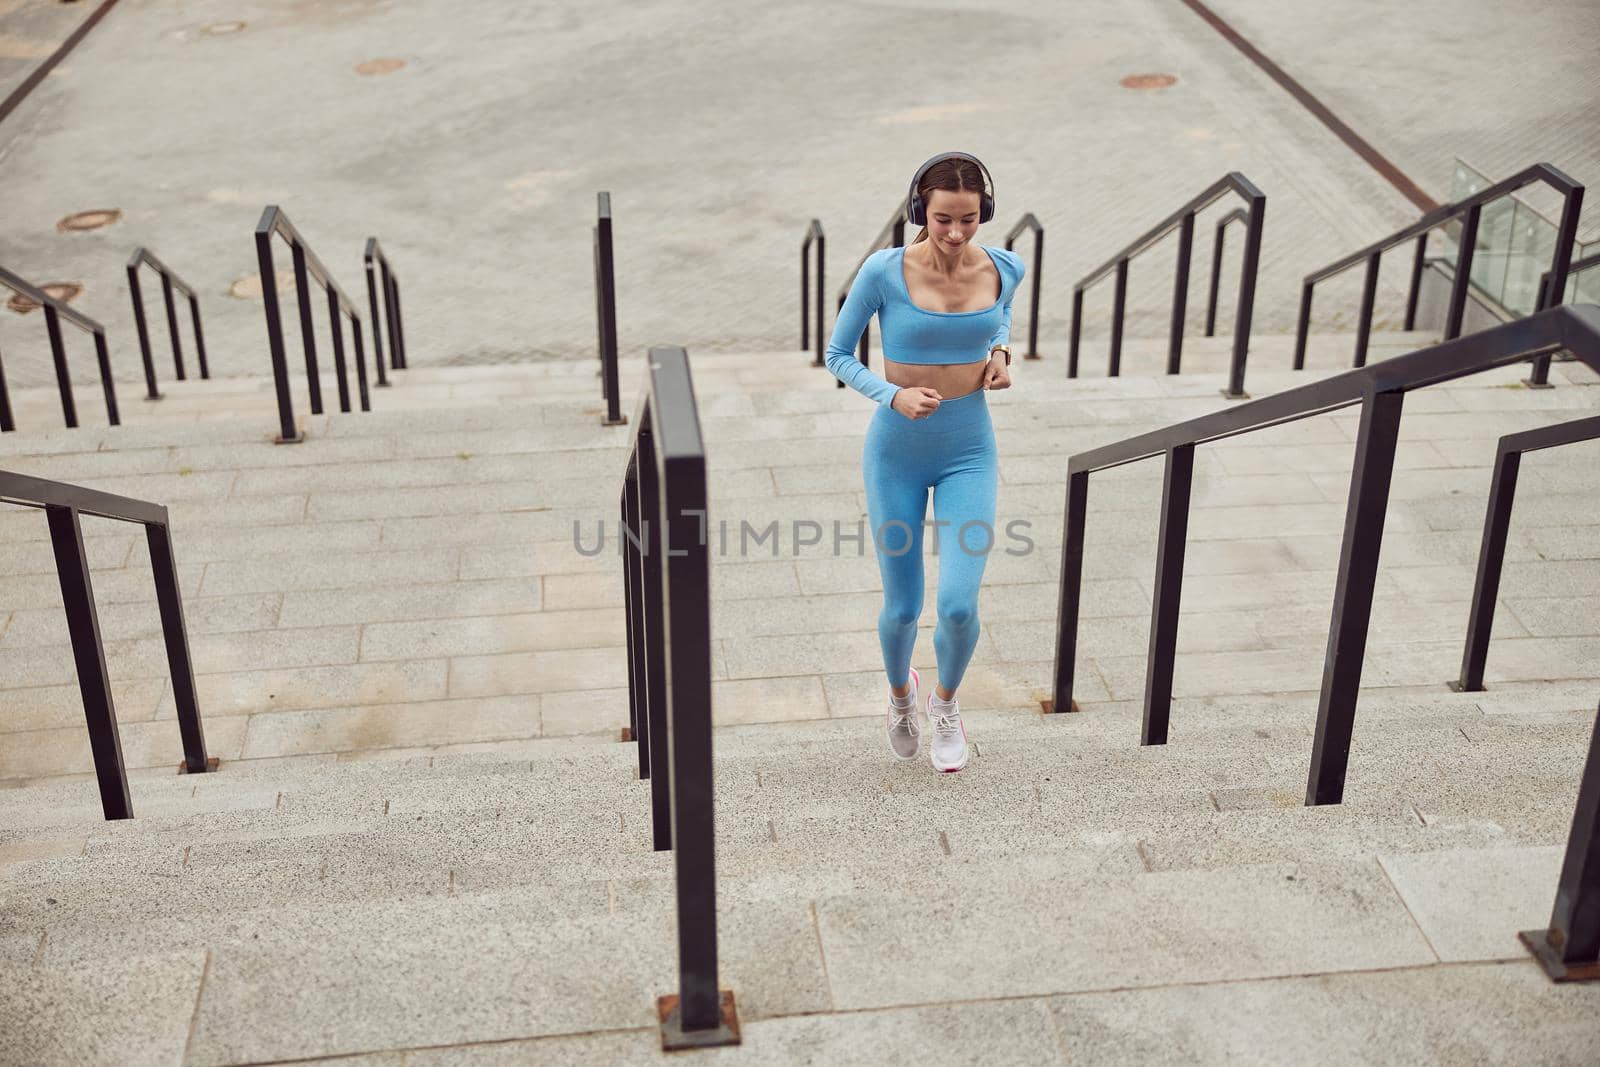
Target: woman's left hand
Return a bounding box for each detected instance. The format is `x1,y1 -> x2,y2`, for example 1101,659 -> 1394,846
984,354 -> 1012,390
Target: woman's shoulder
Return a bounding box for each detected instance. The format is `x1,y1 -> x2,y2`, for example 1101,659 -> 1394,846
986,245 -> 1026,281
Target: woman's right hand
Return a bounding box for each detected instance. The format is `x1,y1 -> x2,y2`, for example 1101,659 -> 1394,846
891,386 -> 943,420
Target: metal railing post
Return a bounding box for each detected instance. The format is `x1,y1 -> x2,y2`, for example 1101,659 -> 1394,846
147,520 -> 210,773
189,287 -> 210,379
1143,444 -> 1194,745
1003,214 -> 1044,360
127,266 -> 163,400
1403,231 -> 1428,331
255,226 -> 302,444
47,504 -> 132,820
1292,281 -> 1313,370
0,341 -> 13,432
1049,470 -> 1090,714
43,304 -> 79,429
1443,203 -> 1481,341
1068,289 -> 1083,378
1525,185 -> 1584,388
1166,213 -> 1194,375
638,412 -> 672,852
1452,444 -> 1520,694
662,433 -> 719,1036
160,273 -> 185,382
290,244 -> 323,414
92,330 -> 120,427
1225,196 -> 1264,399
1108,259 -> 1128,377
802,220 -> 825,366
1306,389 -> 1405,806
596,194 -> 625,426
1520,703 -> 1600,981
326,287 -> 353,414
365,251 -> 391,388
389,277 -> 407,370
1205,214 -> 1229,337
621,467 -> 648,770
1352,250 -> 1381,368
352,319 -> 371,413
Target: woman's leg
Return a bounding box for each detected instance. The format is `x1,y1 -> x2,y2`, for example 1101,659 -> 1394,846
930,436 -> 998,695
864,424 -> 928,693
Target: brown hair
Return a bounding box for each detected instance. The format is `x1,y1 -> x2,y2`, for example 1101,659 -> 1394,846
910,156 -> 989,244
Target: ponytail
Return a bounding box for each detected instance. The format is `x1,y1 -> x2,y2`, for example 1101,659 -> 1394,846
912,225 -> 928,244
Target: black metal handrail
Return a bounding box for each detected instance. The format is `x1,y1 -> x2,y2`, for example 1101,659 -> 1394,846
618,345 -> 736,1049
1069,172 -> 1265,399
800,219 -> 825,367
830,203 -> 909,390
1521,699 -> 1600,982
253,206 -> 371,443
363,237 -> 407,389
1295,162 -> 1584,380
126,248 -> 210,403
1002,213 -> 1044,361
592,193 -> 626,426
1449,414 -> 1600,694
0,265 -> 119,432
1204,207 -> 1249,338
0,469 -> 214,819
1052,303 -> 1600,809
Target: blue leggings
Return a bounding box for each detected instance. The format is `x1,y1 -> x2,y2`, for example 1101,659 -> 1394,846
863,387 -> 998,694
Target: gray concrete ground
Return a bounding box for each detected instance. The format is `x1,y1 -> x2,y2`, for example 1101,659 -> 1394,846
5,0 -> 1589,395
1199,0 -> 1600,229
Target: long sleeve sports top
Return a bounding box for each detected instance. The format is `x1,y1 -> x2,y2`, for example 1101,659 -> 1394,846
824,243 -> 1026,409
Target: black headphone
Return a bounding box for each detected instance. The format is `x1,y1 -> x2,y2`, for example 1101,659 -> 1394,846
905,151 -> 996,226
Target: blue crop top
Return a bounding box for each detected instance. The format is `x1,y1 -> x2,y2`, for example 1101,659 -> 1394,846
825,244 -> 1026,408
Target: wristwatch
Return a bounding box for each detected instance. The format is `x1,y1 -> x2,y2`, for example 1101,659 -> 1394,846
989,344 -> 1012,366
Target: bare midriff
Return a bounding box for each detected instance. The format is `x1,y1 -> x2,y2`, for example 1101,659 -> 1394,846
882,355 -> 990,401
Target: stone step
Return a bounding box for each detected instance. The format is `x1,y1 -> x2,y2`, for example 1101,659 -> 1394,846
9,845 -> 1570,1065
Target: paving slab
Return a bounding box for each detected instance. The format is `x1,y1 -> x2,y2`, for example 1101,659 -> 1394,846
0,949 -> 206,1067
1379,845 -> 1566,963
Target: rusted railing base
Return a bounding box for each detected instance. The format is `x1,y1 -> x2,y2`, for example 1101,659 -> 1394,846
657,990 -> 740,1050
1520,929 -> 1600,982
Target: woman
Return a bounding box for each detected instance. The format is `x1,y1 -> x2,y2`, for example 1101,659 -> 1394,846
824,151 -> 1024,773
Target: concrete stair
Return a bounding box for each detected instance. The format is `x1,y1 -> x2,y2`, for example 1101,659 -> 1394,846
2,325 -> 1598,1062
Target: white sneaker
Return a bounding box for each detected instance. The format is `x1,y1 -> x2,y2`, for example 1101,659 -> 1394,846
927,690 -> 969,772
885,667 -> 922,760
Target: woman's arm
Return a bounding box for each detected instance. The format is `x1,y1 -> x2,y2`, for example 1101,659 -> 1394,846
824,252 -> 901,409
985,249 -> 1025,351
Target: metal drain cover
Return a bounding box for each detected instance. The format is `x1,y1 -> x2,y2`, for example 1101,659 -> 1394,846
355,58 -> 405,76
7,282 -> 82,314
228,272 -> 300,300
1120,73 -> 1178,90
56,209 -> 121,232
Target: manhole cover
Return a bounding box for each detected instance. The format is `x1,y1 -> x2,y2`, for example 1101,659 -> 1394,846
228,271 -> 300,300
201,20 -> 247,36
7,282 -> 82,314
56,209 -> 121,232
355,58 -> 405,76
1120,73 -> 1178,90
